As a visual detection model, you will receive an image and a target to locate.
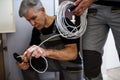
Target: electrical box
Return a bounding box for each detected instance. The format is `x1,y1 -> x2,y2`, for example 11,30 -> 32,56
0,0 -> 15,33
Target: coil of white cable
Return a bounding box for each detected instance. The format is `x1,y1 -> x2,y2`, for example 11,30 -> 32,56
55,0 -> 88,39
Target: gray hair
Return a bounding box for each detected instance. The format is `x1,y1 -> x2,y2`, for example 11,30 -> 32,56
19,0 -> 43,17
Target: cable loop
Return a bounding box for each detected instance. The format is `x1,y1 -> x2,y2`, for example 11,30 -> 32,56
55,0 -> 88,39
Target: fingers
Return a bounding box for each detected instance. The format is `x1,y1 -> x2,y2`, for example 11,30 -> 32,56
23,45 -> 45,60
16,45 -> 46,70
16,61 -> 30,70
73,0 -> 82,6
23,45 -> 37,59
73,0 -> 95,15
74,6 -> 86,16
73,0 -> 85,15
22,63 -> 30,70
31,48 -> 41,58
73,0 -> 89,15
31,47 -> 45,58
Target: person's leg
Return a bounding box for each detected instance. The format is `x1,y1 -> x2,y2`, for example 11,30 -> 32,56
85,73 -> 103,80
21,58 -> 59,80
62,70 -> 83,80
60,61 -> 83,80
22,70 -> 40,80
83,4 -> 110,80
83,50 -> 103,80
109,6 -> 120,61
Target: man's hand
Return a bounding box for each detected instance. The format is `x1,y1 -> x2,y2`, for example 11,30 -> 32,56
16,61 -> 30,70
73,0 -> 95,16
23,45 -> 46,59
16,45 -> 46,70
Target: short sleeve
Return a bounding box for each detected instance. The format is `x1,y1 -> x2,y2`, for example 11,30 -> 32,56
29,28 -> 41,45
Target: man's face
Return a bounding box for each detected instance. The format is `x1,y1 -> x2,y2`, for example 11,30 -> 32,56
24,8 -> 46,30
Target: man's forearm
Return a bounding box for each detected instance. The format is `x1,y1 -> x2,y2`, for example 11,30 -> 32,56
45,44 -> 77,61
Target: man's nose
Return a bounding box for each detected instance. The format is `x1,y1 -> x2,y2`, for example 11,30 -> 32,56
30,20 -> 35,26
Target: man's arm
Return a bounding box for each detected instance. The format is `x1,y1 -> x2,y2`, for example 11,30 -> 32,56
45,43 -> 78,60
23,43 -> 78,61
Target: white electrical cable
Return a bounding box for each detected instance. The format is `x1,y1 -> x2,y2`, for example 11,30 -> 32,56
55,0 -> 88,39
29,56 -> 48,73
29,34 -> 60,73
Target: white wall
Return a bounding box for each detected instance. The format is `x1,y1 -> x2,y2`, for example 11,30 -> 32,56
4,0 -> 55,80
104,31 -> 120,68
102,30 -> 120,79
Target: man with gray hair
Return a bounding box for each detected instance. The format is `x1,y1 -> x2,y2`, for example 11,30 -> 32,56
16,0 -> 82,80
